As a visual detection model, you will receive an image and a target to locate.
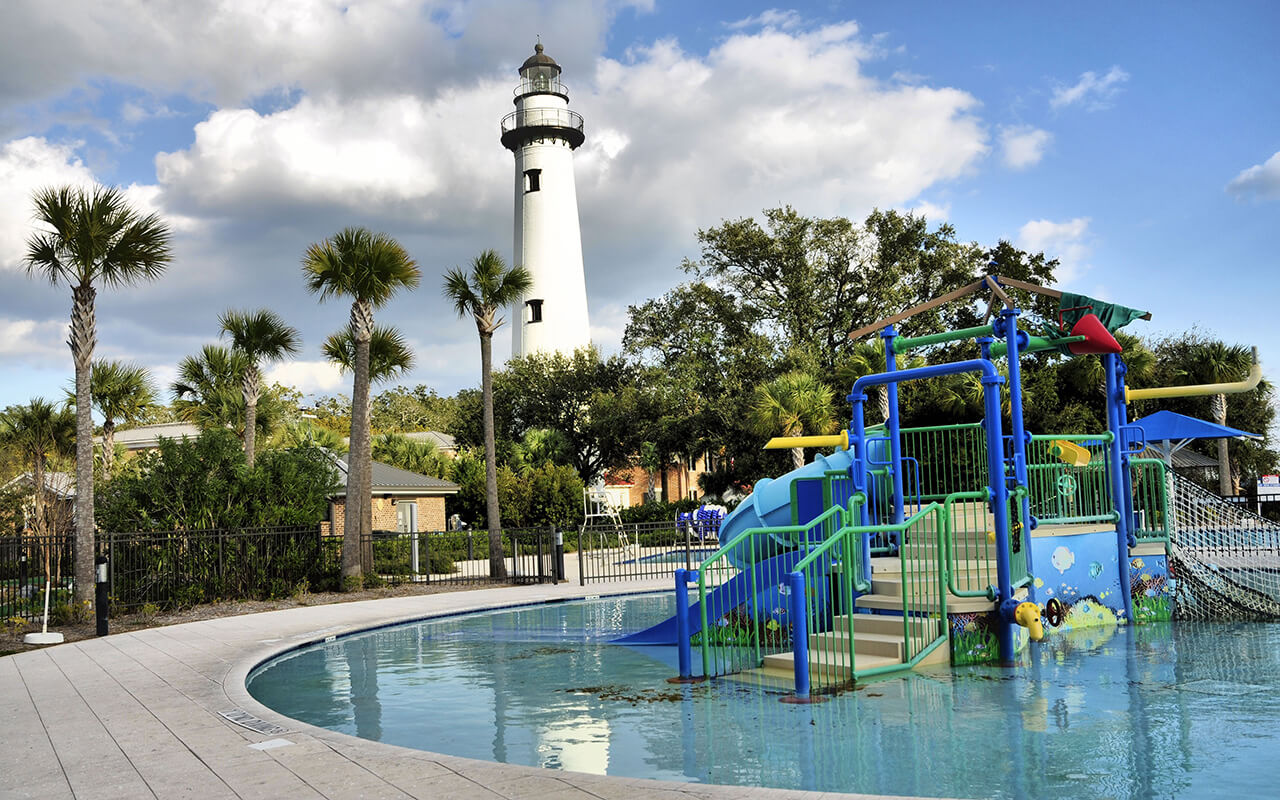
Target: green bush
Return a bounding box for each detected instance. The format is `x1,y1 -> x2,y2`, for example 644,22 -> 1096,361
96,428 -> 338,532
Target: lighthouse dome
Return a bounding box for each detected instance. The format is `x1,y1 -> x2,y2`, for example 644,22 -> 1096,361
520,43 -> 562,76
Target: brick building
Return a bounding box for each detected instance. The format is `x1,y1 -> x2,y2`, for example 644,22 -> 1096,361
321,457 -> 460,535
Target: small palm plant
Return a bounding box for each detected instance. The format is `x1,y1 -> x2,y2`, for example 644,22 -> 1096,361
219,309 -> 302,467
81,360 -> 155,474
443,250 -> 532,578
747,371 -> 838,471
324,324 -> 415,572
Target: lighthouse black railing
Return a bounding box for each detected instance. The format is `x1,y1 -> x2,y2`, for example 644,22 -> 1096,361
513,78 -> 570,99
501,108 -> 584,135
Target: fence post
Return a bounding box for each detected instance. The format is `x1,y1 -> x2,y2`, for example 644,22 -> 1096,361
537,530 -> 547,583
411,532 -> 420,576
423,532 -> 431,585
578,527 -> 586,586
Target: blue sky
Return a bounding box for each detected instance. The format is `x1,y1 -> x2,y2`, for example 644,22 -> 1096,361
1,1 -> 1277,415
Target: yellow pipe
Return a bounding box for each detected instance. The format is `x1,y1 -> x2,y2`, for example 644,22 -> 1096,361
763,429 -> 849,451
1126,349 -> 1262,403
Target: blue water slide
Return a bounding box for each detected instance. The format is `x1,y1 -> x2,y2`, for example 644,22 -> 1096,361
614,548 -> 827,646
614,449 -> 853,646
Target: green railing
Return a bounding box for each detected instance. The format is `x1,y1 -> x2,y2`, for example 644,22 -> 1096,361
1026,433 -> 1118,525
899,423 -> 989,502
1130,458 -> 1170,543
789,502 -> 949,693
695,504 -> 845,679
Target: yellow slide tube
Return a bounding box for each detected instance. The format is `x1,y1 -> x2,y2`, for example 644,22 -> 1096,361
764,430 -> 850,451
1126,348 -> 1261,403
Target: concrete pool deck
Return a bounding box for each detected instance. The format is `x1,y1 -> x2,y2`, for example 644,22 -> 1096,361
1,577 -> 935,800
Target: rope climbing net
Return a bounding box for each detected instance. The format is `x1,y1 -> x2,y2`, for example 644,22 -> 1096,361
1167,471 -> 1280,620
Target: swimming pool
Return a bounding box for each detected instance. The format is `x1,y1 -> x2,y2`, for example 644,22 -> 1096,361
248,593 -> 1280,798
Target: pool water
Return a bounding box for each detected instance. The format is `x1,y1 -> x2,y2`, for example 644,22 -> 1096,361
248,594 -> 1280,799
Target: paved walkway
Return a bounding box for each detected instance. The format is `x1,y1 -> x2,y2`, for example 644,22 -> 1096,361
1,577 -> 930,800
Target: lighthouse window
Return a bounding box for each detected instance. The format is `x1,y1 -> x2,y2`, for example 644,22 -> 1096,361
524,169 -> 542,193
525,298 -> 544,323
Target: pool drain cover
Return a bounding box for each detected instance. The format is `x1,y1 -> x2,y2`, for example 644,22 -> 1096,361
219,708 -> 291,735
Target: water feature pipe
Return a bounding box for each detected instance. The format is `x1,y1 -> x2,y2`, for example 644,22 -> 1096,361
882,325 -> 906,539
996,309 -> 1036,586
1104,354 -> 1135,624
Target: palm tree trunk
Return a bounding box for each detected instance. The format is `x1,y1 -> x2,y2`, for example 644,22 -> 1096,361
342,302 -> 374,584
481,330 -> 507,578
242,364 -> 260,469
101,419 -> 115,475
1212,392 -> 1232,496
70,284 -> 97,611
790,447 -> 804,471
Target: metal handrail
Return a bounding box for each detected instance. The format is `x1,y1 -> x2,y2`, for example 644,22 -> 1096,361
513,78 -> 569,98
500,107 -> 584,134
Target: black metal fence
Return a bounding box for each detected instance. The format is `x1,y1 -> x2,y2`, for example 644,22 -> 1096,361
1,526 -> 565,623
0,534 -> 76,624
101,526 -> 338,613
368,528 -> 560,586
576,519 -> 722,584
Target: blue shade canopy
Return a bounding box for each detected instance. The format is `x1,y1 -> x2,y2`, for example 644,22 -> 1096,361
1130,410 -> 1261,442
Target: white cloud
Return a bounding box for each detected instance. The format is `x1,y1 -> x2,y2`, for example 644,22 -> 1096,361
0,0 -> 630,108
999,125 -> 1052,169
908,200 -> 951,222
0,317 -> 70,365
155,91 -> 509,224
1017,217 -> 1092,283
1050,66 -> 1129,111
727,9 -> 806,31
0,137 -> 97,271
266,360 -> 346,393
1227,151 -> 1280,201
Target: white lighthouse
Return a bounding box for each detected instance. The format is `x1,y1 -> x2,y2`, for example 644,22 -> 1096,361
501,42 -> 591,358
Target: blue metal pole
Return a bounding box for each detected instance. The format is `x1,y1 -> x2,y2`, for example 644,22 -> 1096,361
1104,354 -> 1136,623
981,371 -> 1016,665
675,569 -> 693,680
849,389 -> 872,581
999,309 -> 1036,586
789,571 -> 811,699
882,326 -> 906,538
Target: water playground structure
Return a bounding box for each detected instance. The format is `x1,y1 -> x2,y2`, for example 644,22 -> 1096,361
618,275 -> 1276,700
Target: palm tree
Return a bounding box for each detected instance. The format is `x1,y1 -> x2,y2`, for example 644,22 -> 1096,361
747,371 -> 838,470
837,341 -> 925,422
24,185 -> 172,607
303,228 -> 420,587
172,344 -> 251,431
323,324 -> 415,573
1187,342 -> 1253,495
443,249 -> 532,578
219,309 -> 301,467
0,399 -> 76,540
272,420 -> 349,454
78,360 -> 155,475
